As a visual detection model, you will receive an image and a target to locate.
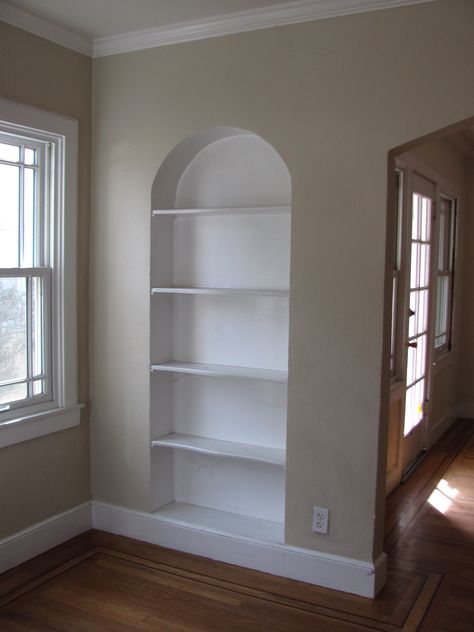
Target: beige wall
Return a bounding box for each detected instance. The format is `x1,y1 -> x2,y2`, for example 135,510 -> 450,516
91,0 -> 474,563
0,24 -> 91,537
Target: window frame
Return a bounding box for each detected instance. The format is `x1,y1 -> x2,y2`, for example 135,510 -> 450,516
433,194 -> 457,356
0,98 -> 82,448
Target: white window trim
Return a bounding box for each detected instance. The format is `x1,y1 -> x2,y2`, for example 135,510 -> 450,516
0,98 -> 83,448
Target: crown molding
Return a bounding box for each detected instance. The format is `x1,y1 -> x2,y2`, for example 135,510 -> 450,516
93,0 -> 436,58
0,0 -> 93,56
1,0 -> 436,59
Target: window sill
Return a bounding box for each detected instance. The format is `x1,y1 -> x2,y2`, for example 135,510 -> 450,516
0,404 -> 84,448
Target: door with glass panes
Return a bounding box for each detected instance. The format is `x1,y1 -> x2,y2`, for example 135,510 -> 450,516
401,172 -> 435,471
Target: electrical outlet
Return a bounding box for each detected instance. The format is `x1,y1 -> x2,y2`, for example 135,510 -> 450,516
312,506 -> 329,534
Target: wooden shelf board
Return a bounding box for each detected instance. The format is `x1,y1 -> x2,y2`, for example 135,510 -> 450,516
151,433 -> 286,466
152,206 -> 290,216
150,361 -> 287,382
154,502 -> 284,544
151,287 -> 288,297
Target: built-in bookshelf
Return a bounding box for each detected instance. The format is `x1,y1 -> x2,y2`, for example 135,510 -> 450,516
150,128 -> 291,542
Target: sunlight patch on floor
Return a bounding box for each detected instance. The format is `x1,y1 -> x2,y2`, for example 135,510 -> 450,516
427,478 -> 459,514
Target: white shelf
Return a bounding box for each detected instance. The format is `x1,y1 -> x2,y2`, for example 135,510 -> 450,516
154,502 -> 284,543
151,287 -> 288,297
150,361 -> 288,382
152,206 -> 290,217
151,433 -> 286,466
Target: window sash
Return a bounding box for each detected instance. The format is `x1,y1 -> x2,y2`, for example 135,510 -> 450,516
0,268 -> 52,412
0,135 -> 48,269
433,197 -> 456,352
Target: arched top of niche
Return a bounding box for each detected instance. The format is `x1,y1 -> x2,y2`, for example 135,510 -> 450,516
152,126 -> 291,210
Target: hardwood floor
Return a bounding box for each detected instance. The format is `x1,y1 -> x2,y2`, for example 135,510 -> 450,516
1,419 -> 473,631
386,419 -> 474,631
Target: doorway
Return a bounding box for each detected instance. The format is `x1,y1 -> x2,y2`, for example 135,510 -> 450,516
385,119 -> 474,495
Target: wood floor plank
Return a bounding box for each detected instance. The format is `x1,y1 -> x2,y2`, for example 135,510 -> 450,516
1,419 -> 473,631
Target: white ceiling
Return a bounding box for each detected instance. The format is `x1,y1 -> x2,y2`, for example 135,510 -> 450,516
1,0 -> 299,39
0,0 -> 437,57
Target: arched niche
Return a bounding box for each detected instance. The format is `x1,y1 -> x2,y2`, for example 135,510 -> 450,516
152,126 -> 291,209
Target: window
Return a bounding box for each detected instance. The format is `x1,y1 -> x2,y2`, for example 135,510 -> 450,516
434,196 -> 456,352
0,134 -> 51,412
0,98 -> 81,448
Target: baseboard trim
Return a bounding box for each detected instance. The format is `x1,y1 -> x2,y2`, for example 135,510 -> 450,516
457,402 -> 474,419
91,501 -> 386,598
428,406 -> 458,448
0,500 -> 387,597
0,502 -> 91,574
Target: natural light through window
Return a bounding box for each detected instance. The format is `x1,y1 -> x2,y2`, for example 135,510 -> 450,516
434,196 -> 455,352
404,192 -> 431,436
0,136 -> 51,412
428,478 -> 459,514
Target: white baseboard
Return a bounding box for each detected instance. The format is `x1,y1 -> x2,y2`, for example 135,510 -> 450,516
0,500 -> 386,597
91,501 -> 386,598
457,402 -> 474,419
0,502 -> 91,575
428,406 -> 458,447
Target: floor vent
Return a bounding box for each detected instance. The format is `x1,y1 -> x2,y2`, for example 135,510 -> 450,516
401,448 -> 428,483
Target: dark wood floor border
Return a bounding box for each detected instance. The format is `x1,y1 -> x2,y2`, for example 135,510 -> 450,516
0,537 -> 442,632
0,549 -> 98,609
400,573 -> 443,632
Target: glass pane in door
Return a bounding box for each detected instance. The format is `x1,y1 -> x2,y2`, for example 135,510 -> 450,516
404,192 -> 431,436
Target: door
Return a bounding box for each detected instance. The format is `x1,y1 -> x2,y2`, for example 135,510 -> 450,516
401,173 -> 435,471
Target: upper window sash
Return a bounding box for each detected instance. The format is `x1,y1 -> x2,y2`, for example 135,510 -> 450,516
0,135 -> 50,270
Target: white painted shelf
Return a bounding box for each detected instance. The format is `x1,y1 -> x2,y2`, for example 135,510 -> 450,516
151,433 -> 286,466
151,287 -> 289,297
152,206 -> 290,216
154,501 -> 284,543
150,361 -> 288,382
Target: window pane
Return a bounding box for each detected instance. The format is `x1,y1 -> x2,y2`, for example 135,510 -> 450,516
410,243 -> 430,289
32,276 -> 44,377
0,383 -> 27,407
412,194 -> 420,240
23,167 -> 36,267
24,148 -> 36,166
32,379 -> 45,396
435,275 -> 449,347
412,193 -> 431,242
406,335 -> 426,386
0,142 -> 19,162
0,277 -> 27,386
0,164 -> 20,266
404,378 -> 424,436
409,289 -> 429,338
438,211 -> 446,271
420,197 -> 431,241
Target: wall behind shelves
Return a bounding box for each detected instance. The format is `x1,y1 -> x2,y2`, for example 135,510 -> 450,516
91,0 -> 474,563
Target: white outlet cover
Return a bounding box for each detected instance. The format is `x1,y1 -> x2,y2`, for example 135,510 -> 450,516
312,506 -> 329,534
